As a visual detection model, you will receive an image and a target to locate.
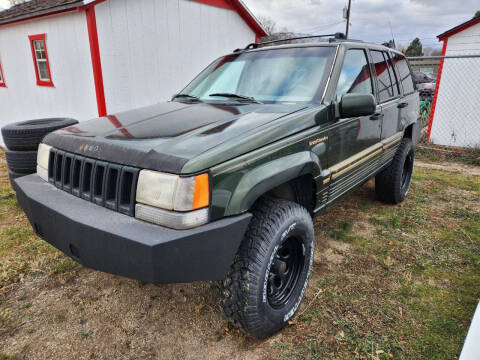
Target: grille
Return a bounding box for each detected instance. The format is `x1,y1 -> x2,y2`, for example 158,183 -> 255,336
48,148 -> 139,216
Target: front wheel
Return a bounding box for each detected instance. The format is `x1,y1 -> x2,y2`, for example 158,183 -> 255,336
375,138 -> 415,204
220,198 -> 314,338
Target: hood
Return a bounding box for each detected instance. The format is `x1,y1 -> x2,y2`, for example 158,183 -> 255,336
44,101 -> 315,174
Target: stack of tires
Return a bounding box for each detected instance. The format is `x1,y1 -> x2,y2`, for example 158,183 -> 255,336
1,118 -> 78,185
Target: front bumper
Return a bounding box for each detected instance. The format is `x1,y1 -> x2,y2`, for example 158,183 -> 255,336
13,175 -> 251,284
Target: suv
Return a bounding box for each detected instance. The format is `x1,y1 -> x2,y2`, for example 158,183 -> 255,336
413,71 -> 436,100
13,35 -> 420,338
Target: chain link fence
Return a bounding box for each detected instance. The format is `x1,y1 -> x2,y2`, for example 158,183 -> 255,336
407,54 -> 480,164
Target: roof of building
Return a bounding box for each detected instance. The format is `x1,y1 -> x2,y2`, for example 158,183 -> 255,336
0,0 -> 83,23
0,0 -> 267,37
438,16 -> 480,40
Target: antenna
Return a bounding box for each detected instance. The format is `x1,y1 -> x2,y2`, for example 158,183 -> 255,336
388,19 -> 396,48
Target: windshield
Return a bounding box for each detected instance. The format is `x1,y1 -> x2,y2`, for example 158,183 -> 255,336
179,46 -> 336,104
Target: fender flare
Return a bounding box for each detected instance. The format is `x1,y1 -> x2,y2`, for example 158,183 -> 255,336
225,151 -> 322,216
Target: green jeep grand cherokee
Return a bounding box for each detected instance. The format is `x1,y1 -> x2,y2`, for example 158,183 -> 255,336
14,34 -> 420,338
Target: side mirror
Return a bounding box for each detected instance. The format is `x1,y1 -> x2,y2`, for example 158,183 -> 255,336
339,93 -> 377,119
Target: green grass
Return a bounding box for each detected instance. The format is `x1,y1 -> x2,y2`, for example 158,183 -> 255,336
274,167 -> 480,359
0,165 -> 81,289
0,151 -> 478,359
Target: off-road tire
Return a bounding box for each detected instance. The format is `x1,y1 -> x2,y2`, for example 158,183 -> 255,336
1,118 -> 78,151
220,198 -> 315,338
375,138 -> 414,204
5,150 -> 37,175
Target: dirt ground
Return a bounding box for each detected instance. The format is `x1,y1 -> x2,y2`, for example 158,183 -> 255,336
415,160 -> 480,177
1,151 -> 479,359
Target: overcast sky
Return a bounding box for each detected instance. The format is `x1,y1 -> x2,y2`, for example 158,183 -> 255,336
1,0 -> 478,49
243,0 -> 480,49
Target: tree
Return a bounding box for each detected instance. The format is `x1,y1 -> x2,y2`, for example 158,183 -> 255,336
405,38 -> 423,57
8,0 -> 27,5
423,47 -> 442,56
258,16 -> 276,35
474,10 -> 480,18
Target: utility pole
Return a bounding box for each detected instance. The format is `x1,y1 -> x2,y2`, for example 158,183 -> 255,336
345,0 -> 352,39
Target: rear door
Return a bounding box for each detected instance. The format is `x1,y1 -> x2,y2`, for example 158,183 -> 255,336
392,53 -> 419,138
370,50 -> 403,148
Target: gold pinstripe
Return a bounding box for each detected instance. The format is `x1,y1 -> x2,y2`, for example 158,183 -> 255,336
322,131 -> 404,183
331,148 -> 383,179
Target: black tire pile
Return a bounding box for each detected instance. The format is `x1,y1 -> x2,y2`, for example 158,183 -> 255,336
1,118 -> 78,185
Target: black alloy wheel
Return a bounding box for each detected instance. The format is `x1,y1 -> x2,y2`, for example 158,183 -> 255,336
267,236 -> 305,309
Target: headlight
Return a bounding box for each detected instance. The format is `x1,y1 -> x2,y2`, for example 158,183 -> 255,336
37,143 -> 51,181
135,170 -> 210,229
136,170 -> 178,210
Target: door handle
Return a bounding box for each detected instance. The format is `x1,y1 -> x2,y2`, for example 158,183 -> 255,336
370,113 -> 384,121
397,102 -> 409,109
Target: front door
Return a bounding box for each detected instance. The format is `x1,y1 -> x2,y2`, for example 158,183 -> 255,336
327,48 -> 382,201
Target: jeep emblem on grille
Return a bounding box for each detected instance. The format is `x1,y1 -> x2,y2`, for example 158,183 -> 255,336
79,144 -> 99,152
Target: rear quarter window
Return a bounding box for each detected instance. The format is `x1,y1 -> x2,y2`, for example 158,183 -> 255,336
392,54 -> 415,94
370,50 -> 394,102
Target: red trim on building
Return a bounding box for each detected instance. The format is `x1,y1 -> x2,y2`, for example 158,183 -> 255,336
426,38 -> 448,141
28,33 -> 54,87
85,5 -> 107,117
228,0 -> 267,38
0,59 -> 6,87
191,0 -> 267,38
191,0 -> 234,10
438,16 -> 480,40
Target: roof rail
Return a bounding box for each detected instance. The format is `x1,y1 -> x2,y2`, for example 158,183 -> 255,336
238,32 -> 346,51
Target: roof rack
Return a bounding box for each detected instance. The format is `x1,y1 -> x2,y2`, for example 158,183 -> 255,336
237,32 -> 347,52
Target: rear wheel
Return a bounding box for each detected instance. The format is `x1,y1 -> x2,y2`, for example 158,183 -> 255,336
220,198 -> 314,338
375,138 -> 414,204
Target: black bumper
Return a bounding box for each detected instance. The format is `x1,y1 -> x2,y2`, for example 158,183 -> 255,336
13,175 -> 251,284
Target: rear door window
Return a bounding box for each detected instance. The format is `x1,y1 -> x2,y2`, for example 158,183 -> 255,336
335,49 -> 373,100
386,52 -> 400,97
370,50 -> 394,102
392,53 -> 415,94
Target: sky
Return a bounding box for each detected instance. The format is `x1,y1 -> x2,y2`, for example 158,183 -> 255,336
0,0 -> 9,10
242,0 -> 480,50
1,0 -> 478,49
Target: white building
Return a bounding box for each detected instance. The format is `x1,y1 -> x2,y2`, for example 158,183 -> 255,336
428,16 -> 480,148
0,0 -> 266,142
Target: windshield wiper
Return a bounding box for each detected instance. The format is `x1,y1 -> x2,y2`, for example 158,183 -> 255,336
172,93 -> 202,102
209,93 -> 262,104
